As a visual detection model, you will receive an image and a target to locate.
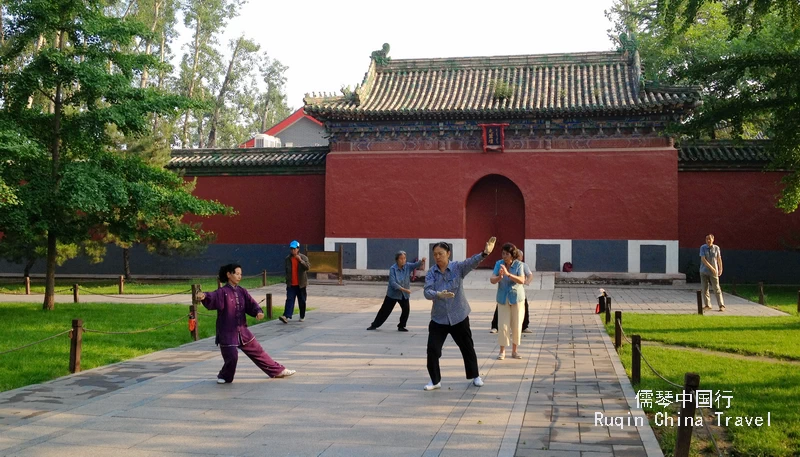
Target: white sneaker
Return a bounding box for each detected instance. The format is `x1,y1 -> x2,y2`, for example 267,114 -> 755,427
489,328 -> 498,334
217,378 -> 227,384
423,382 -> 441,391
299,318 -> 304,322
522,328 -> 533,333
472,377 -> 484,387
276,368 -> 295,378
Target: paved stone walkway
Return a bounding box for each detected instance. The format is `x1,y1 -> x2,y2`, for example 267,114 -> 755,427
0,282 -> 784,456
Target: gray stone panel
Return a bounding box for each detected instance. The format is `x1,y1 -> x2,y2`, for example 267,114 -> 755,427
334,242 -> 357,269
572,240 -> 628,272
366,239 -> 419,269
535,244 -> 561,272
679,247 -> 800,283
640,245 -> 667,273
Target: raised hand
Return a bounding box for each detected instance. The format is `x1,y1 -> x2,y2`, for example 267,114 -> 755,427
484,236 -> 497,255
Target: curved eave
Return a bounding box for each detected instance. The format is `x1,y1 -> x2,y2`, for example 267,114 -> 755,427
305,100 -> 700,122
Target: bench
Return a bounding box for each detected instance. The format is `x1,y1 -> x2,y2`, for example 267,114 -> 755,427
306,247 -> 343,285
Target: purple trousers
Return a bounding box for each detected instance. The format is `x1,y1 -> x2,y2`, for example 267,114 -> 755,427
217,337 -> 285,382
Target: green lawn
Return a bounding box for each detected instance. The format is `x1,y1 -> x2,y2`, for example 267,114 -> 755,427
607,314 -> 800,361
0,302 -> 284,392
606,314 -> 800,456
615,344 -> 800,456
0,275 -> 283,295
723,284 -> 800,316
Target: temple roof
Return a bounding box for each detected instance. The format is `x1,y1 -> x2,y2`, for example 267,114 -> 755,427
304,49 -> 702,121
167,147 -> 328,176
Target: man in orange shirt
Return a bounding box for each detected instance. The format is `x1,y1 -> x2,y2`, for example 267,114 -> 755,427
280,240 -> 311,323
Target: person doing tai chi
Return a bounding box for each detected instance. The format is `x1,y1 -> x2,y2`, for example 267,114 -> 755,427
367,251 -> 426,331
198,264 -> 295,384
423,237 -> 496,391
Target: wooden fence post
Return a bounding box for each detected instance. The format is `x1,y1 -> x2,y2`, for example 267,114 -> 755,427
614,311 -> 622,351
731,279 -> 737,296
758,282 -> 765,305
696,290 -> 704,314
118,275 -> 125,295
266,293 -> 273,319
262,270 -> 267,287
605,297 -> 611,324
24,277 -> 30,295
69,319 -> 83,373
674,373 -> 701,457
631,335 -> 641,385
189,284 -> 200,341
73,284 -> 79,303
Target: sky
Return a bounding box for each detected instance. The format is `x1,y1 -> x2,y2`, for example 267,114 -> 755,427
187,0 -> 620,111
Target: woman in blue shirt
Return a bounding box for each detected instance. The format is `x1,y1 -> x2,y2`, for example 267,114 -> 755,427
422,237 -> 495,391
490,243 -> 526,360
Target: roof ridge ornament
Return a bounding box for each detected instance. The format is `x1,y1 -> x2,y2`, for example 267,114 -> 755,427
370,43 -> 391,66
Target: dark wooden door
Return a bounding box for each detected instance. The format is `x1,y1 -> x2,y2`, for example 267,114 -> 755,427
466,175 -> 525,267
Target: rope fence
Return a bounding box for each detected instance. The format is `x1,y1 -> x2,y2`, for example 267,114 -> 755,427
0,329 -> 71,356
613,310 -> 722,457
0,270 -> 285,297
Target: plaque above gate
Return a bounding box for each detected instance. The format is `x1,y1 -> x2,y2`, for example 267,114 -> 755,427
480,123 -> 508,152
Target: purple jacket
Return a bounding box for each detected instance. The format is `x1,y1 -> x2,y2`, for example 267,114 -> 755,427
201,284 -> 263,346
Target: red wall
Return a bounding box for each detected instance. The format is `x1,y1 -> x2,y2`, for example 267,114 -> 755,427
325,149 -> 678,241
185,175 -> 325,244
679,172 -> 800,250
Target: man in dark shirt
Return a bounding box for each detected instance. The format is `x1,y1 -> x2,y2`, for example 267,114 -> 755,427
280,240 -> 310,323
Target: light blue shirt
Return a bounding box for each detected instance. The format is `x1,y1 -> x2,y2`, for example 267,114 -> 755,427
492,259 -> 526,305
424,252 -> 487,325
387,260 -> 423,300
699,244 -> 721,275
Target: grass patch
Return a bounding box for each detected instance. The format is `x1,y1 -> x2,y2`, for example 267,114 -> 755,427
0,302 -> 284,393
614,344 -> 800,456
605,314 -> 800,361
0,276 -> 283,295
723,284 -> 800,316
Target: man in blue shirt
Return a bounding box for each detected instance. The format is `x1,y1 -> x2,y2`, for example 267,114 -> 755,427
423,236 -> 495,391
367,251 -> 426,331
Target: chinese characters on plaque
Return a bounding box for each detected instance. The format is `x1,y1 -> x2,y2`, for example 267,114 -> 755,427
480,123 -> 508,152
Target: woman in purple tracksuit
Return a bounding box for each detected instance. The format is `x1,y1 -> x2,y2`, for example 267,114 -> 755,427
198,263 -> 295,384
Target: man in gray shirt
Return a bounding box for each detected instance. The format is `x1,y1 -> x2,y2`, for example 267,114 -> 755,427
700,234 -> 725,311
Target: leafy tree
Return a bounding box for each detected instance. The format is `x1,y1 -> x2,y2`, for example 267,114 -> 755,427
206,36 -> 260,148
0,0 -> 229,309
607,0 -> 800,211
178,0 -> 243,148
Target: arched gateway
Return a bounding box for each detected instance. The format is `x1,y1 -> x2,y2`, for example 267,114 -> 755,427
466,175 -> 525,267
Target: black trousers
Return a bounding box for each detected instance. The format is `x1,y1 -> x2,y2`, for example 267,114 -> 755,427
426,317 -> 479,385
370,295 -> 410,328
491,298 -> 530,330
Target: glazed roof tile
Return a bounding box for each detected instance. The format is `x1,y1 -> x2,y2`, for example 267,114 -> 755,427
304,51 -> 701,120
167,147 -> 328,175
678,140 -> 772,169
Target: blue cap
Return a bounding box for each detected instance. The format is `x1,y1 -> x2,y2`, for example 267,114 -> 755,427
289,240 -> 300,248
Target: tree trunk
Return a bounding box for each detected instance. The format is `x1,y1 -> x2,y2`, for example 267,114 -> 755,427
181,19 -> 202,148
207,37 -> 242,148
122,248 -> 131,280
44,31 -> 65,311
23,258 -> 35,278
140,0 -> 161,88
261,96 -> 276,132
